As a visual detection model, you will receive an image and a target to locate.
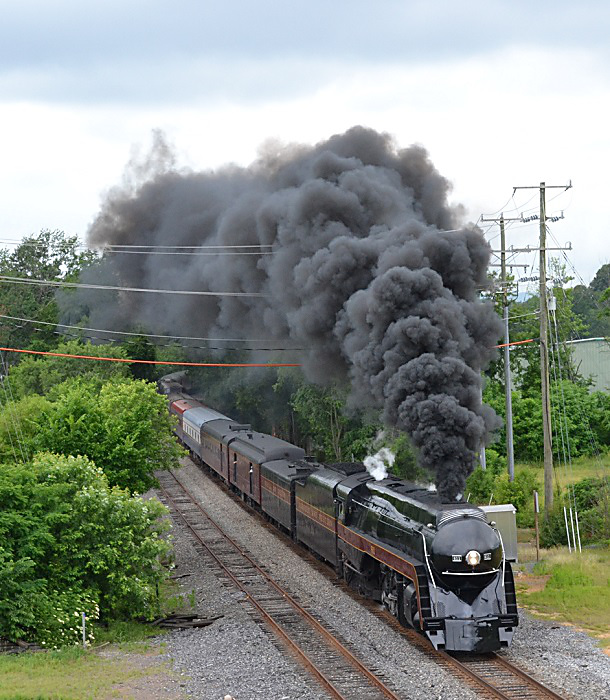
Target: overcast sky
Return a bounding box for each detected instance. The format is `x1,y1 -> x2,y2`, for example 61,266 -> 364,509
1,0 -> 608,287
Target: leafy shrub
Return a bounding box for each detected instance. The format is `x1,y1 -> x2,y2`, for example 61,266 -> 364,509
540,504 -> 570,548
483,448 -> 507,476
0,394 -> 49,464
34,377 -> 183,493
465,466 -> 496,505
493,469 -> 539,527
0,453 -> 170,647
572,476 -> 610,544
465,463 -> 538,526
388,433 -> 428,481
572,477 -> 607,511
6,340 -> 129,400
34,589 -> 99,650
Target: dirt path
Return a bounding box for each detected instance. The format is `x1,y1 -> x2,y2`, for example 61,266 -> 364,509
94,643 -> 186,700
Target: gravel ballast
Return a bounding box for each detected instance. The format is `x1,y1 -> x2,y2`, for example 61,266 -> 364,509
160,460 -> 609,700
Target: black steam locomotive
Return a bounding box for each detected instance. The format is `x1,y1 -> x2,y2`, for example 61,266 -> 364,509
159,375 -> 518,653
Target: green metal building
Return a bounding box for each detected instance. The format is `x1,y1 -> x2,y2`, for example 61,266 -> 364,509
566,338 -> 610,393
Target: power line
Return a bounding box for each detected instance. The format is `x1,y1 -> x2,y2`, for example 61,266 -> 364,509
0,313 -> 298,346
0,239 -> 274,250
100,243 -> 274,249
96,250 -> 274,256
0,322 -> 300,352
0,275 -> 266,298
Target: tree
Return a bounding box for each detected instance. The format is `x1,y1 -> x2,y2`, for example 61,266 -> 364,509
506,260 -> 586,395
290,383 -> 377,461
0,230 -> 98,351
590,263 -> 610,293
601,286 -> 610,321
0,393 -> 49,465
5,340 -> 129,400
0,453 -> 170,647
35,378 -> 184,493
122,334 -> 158,382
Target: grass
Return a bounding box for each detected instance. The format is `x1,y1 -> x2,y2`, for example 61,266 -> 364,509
93,619 -> 166,651
0,579 -> 192,698
0,645 -> 155,700
516,546 -> 610,648
516,451 -> 609,490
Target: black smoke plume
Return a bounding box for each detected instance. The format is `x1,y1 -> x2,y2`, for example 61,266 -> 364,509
77,127 -> 502,500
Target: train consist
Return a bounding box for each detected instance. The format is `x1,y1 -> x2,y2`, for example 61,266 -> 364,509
159,375 -> 518,653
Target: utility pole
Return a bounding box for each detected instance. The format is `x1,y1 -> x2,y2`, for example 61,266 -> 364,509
483,213 -> 524,482
512,181 -> 572,518
539,183 -> 554,515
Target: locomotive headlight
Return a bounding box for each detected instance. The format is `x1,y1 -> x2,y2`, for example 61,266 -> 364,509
465,550 -> 481,567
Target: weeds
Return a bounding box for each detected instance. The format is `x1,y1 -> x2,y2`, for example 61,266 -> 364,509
519,549 -> 610,643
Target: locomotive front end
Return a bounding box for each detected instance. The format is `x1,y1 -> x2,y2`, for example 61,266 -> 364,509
424,508 -> 518,652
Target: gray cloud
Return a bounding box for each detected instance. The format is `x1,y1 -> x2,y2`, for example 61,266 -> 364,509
2,1 -> 608,105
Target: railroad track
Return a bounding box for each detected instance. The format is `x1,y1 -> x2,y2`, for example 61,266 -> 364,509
156,469 -> 402,700
448,653 -> 568,700
382,616 -> 569,700
159,465 -> 571,700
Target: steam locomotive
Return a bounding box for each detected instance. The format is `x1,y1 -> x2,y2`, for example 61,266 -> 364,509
159,375 -> 518,653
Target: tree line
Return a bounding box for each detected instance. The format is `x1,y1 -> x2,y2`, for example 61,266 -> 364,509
0,230 -> 608,648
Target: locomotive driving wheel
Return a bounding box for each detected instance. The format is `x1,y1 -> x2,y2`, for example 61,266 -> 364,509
381,568 -> 398,617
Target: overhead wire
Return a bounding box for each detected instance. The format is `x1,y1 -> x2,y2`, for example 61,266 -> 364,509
0,240 -> 274,251
0,275 -> 267,297
95,249 -> 274,256
548,300 -> 581,550
0,313 -> 302,350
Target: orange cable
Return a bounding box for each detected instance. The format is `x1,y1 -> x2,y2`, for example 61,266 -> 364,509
0,346 -> 300,368
493,339 -> 535,349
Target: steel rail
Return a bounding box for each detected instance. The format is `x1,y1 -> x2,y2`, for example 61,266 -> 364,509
343,592 -> 570,700
157,476 -> 349,700
487,653 -> 568,699
158,470 -> 401,700
437,649 -> 568,700
359,604 -> 570,700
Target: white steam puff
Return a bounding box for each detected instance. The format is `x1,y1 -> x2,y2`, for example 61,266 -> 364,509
64,126 -> 502,500
364,447 -> 396,481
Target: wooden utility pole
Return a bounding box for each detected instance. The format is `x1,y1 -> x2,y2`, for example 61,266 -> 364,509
512,181 -> 572,518
538,183 -> 554,515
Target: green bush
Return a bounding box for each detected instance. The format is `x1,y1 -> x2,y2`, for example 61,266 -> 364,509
465,466 -> 496,504
0,453 -> 171,647
540,504 -> 570,548
388,433 -> 428,481
33,589 -> 99,650
34,377 -> 184,493
572,477 -> 607,511
560,477 -> 610,544
465,463 -> 538,526
494,470 -> 539,527
6,340 -> 129,400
